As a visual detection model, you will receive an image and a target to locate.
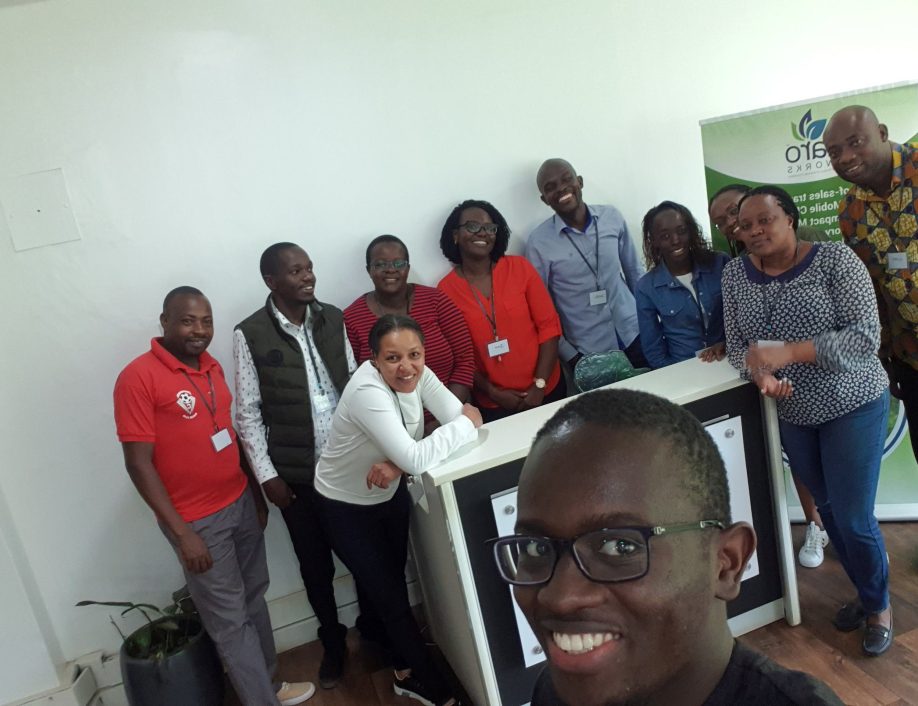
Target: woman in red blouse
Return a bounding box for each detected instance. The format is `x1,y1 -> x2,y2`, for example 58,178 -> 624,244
437,200 -> 563,423
344,235 -> 475,408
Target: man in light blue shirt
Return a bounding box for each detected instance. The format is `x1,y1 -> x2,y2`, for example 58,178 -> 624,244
525,158 -> 647,371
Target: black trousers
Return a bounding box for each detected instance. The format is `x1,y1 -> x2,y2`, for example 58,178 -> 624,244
316,481 -> 449,702
281,482 -> 380,651
892,358 -> 918,462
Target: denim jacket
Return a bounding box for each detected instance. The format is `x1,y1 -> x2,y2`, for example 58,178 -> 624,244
635,252 -> 730,369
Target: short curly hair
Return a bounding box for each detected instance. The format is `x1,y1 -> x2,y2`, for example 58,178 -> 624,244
530,388 -> 731,523
365,234 -> 409,268
439,199 -> 511,265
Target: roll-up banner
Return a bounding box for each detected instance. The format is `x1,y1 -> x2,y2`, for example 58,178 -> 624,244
700,82 -> 918,520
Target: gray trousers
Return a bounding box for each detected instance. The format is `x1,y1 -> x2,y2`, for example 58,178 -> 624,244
162,490 -> 280,706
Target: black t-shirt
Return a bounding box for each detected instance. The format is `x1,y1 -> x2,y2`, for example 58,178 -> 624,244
531,641 -> 843,706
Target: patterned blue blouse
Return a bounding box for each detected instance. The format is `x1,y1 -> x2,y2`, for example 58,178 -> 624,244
722,242 -> 887,426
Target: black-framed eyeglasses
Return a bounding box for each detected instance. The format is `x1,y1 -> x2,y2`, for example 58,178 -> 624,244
370,259 -> 409,272
490,520 -> 724,586
459,221 -> 499,236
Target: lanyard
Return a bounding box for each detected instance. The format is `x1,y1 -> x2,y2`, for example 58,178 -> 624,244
181,370 -> 218,431
563,218 -> 601,290
383,382 -> 411,434
757,243 -> 800,333
301,328 -> 328,394
463,266 -> 500,341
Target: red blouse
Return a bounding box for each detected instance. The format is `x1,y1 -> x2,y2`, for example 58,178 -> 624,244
438,256 -> 562,408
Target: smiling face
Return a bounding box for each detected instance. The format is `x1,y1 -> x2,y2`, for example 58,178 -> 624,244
709,190 -> 744,243
373,328 -> 426,393
537,160 -> 584,218
160,294 -> 214,365
265,246 -> 316,308
514,425 -> 718,706
736,194 -> 795,260
367,241 -> 410,298
454,207 -> 497,262
824,107 -> 891,189
650,209 -> 692,273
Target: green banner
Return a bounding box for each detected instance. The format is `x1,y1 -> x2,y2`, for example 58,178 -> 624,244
700,83 -> 918,519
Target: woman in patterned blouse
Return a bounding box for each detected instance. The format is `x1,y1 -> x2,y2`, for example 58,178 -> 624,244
721,185 -> 892,657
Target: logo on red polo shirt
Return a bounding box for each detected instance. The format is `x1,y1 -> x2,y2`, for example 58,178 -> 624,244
176,390 -> 197,419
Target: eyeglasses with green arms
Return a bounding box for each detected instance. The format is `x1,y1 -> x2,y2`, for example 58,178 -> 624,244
369,259 -> 409,272
491,520 -> 725,586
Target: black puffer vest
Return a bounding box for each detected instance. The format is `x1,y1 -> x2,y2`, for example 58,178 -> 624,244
235,296 -> 350,483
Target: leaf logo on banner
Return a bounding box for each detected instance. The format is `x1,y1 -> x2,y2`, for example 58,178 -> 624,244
791,110 -> 827,141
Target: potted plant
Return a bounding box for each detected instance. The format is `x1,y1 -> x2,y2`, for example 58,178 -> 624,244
77,588 -> 224,706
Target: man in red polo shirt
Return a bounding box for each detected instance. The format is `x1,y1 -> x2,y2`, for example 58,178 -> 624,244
113,286 -> 314,705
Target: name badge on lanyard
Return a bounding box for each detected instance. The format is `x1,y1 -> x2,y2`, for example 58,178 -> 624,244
888,252 -> 908,271
182,371 -> 229,453
211,428 -> 232,452
313,391 -> 333,414
487,338 -> 510,358
565,220 -> 605,307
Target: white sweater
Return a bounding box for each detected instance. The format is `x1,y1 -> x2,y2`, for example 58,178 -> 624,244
314,360 -> 477,505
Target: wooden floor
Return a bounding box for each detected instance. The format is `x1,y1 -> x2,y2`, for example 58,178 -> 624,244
742,522 -> 918,706
228,522 -> 918,706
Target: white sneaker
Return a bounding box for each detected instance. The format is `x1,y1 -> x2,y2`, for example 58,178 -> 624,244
798,522 -> 829,568
276,681 -> 316,705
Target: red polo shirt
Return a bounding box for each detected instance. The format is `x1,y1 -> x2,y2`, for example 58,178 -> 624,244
114,338 -> 247,522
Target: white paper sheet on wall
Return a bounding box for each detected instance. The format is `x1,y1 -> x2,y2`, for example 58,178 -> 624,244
489,415 -> 758,669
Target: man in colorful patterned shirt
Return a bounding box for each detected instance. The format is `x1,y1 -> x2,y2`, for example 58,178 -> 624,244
825,105 -> 918,461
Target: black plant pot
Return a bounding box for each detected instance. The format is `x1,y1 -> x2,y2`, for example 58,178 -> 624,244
120,615 -> 224,706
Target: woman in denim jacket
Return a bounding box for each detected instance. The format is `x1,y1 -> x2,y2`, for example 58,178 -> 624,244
635,201 -> 730,369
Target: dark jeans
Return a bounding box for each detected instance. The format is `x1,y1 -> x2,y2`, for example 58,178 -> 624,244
623,336 -> 649,369
892,357 -> 918,462
779,391 -> 890,613
281,482 -> 379,651
316,482 -> 449,702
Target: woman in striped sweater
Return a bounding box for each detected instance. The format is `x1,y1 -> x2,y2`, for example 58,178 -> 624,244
344,235 -> 475,432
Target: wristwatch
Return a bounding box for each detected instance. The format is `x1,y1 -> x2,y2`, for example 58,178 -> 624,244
533,377 -> 547,389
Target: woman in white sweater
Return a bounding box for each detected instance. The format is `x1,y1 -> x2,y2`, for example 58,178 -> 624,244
315,314 -> 481,706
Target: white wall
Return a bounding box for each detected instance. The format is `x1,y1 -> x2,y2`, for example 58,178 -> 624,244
1,0 -> 916,701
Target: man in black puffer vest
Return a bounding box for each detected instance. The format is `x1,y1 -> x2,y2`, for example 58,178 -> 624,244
234,242 -> 369,690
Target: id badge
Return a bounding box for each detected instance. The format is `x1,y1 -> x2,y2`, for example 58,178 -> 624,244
313,392 -> 333,414
756,340 -> 784,349
487,338 -> 510,358
888,252 -> 908,270
589,289 -> 608,306
211,428 -> 232,452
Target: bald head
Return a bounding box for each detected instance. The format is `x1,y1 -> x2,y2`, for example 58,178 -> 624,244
824,105 -> 891,190
536,158 -> 576,189
536,158 -> 587,224
826,105 -> 881,136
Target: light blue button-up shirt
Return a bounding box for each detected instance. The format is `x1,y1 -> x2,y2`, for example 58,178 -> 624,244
525,204 -> 644,361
